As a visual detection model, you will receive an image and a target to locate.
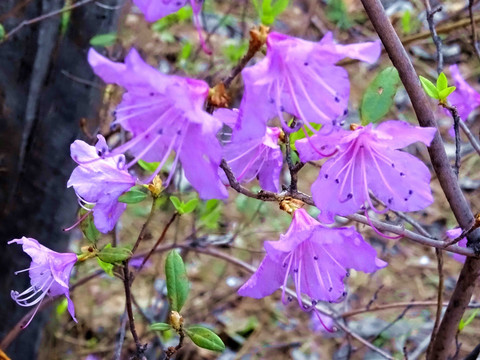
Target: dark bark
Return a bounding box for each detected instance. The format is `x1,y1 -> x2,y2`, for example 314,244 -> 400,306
0,0 -> 124,358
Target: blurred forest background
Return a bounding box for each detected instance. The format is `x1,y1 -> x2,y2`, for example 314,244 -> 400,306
1,0 -> 480,359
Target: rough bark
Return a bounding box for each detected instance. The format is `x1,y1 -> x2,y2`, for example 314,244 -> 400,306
0,0 -> 124,358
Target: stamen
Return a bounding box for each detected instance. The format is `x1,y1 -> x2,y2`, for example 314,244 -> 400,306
14,264 -> 44,275
291,73 -> 331,121
313,308 -> 335,333
301,124 -> 338,158
280,252 -> 294,305
110,112 -> 171,155
63,210 -> 92,232
144,122 -> 188,184
360,147 -> 389,215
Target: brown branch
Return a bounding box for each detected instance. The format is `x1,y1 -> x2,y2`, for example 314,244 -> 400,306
122,264 -> 146,359
358,0 -> 480,358
427,248 -> 444,357
131,199 -> 157,254
221,25 -> 268,89
134,212 -> 178,275
424,0 -> 444,74
458,120 -> 480,156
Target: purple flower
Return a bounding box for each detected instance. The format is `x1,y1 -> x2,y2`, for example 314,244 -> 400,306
446,228 -> 468,263
132,0 -> 210,53
9,237 -> 78,327
221,119 -> 283,192
238,209 -> 386,307
448,64 -> 480,121
88,48 -> 227,200
67,135 -> 136,233
235,32 -> 381,141
304,121 -> 436,223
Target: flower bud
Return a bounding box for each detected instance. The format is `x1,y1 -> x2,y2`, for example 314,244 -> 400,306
169,311 -> 184,332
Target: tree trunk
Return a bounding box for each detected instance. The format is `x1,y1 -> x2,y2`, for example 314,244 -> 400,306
0,0 -> 124,357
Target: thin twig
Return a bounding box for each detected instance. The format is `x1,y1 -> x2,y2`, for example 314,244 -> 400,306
342,301 -> 480,318
469,0 -> 480,62
424,0 -> 444,74
122,264 -> 146,359
458,120 -> 480,157
1,0 -> 95,43
370,305 -> 413,344
131,199 -> 156,254
135,212 -> 178,275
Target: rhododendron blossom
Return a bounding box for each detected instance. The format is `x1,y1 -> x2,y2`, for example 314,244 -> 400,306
235,32 -> 381,141
223,126 -> 283,192
88,48 -> 227,200
446,228 -> 468,263
9,237 -> 78,327
303,121 -> 436,224
238,209 -> 386,315
448,64 -> 480,121
68,135 -> 136,233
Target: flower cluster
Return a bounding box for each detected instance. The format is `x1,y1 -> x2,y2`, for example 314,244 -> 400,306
9,23 -> 440,333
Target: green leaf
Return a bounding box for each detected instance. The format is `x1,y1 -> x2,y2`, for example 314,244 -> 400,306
90,33 -> 117,47
401,10 -> 411,34
97,244 -> 132,264
150,322 -> 172,331
290,122 -> 322,150
199,199 -> 222,229
170,196 -> 182,212
182,198 -> 199,214
436,72 -> 448,92
459,309 -> 479,331
185,326 -> 225,352
271,0 -> 289,17
419,76 -> 440,100
0,24 -> 5,41
361,67 -> 401,125
138,159 -> 160,173
97,257 -> 114,277
60,0 -> 72,35
118,187 -> 148,204
56,297 -> 69,316
439,86 -> 456,101
80,211 -> 100,244
165,250 -> 190,312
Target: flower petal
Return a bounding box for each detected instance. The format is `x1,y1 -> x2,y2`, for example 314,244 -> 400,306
237,255 -> 284,299
375,120 -> 436,149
